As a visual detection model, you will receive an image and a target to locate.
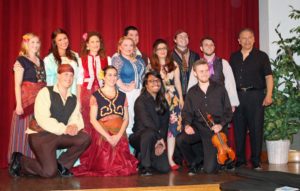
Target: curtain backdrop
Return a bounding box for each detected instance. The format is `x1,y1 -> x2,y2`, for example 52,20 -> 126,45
0,0 -> 258,168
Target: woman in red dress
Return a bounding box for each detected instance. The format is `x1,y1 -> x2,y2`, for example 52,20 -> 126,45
72,66 -> 138,176
79,32 -> 111,130
8,33 -> 46,161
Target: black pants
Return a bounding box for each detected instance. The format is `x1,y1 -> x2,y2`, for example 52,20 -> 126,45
21,130 -> 91,177
176,127 -> 218,173
234,90 -> 265,166
129,128 -> 170,173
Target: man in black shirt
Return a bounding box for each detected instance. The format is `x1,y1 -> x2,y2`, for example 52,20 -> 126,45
176,59 -> 232,175
129,71 -> 170,176
229,28 -> 273,170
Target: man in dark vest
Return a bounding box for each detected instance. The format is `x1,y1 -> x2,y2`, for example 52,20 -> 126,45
9,64 -> 91,178
188,37 -> 239,111
172,30 -> 200,97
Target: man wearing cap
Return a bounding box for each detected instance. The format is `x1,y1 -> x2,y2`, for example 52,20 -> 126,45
9,64 -> 91,178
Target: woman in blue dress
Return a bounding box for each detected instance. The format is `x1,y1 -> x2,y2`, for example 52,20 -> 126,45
111,37 -> 145,137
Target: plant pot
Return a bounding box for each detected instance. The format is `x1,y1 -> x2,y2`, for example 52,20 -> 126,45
266,140 -> 290,164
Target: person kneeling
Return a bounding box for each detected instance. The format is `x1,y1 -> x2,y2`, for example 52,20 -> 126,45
9,64 -> 91,178
129,71 -> 170,176
176,59 -> 233,175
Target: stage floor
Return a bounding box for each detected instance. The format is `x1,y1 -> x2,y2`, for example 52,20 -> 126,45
1,163 -> 299,191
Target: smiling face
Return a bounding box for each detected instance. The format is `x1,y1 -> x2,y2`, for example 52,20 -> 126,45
27,36 -> 41,55
145,74 -> 162,96
238,30 -> 255,51
127,30 -> 139,45
155,43 -> 168,60
55,33 -> 69,52
119,38 -> 135,57
200,39 -> 215,56
104,68 -> 118,87
87,35 -> 100,55
174,32 -> 189,48
193,63 -> 210,83
57,71 -> 74,89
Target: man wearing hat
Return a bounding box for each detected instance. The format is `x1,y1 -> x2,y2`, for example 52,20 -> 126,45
9,64 -> 91,178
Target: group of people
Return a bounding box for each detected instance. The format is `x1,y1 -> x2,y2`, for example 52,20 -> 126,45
8,26 -> 273,178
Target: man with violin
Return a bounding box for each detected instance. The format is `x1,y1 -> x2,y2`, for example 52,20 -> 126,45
176,58 -> 233,175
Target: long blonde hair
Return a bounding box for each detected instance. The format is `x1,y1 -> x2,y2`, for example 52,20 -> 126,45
19,33 -> 40,57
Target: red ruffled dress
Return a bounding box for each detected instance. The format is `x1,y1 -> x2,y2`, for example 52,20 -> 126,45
72,89 -> 138,176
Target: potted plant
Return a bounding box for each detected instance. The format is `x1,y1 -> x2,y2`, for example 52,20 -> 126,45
263,6 -> 300,164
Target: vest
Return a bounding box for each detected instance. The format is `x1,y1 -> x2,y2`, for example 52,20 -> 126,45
48,86 -> 77,125
210,57 -> 225,85
141,52 -> 148,66
93,89 -> 126,120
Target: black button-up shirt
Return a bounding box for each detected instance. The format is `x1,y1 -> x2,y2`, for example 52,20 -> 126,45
229,48 -> 272,89
182,80 -> 232,130
132,90 -> 169,140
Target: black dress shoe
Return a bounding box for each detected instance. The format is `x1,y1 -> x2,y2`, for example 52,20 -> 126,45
235,161 -> 246,168
9,152 -> 23,177
140,167 -> 152,176
225,162 -> 235,172
187,162 -> 202,176
188,167 -> 197,176
253,164 -> 262,171
57,162 -> 73,177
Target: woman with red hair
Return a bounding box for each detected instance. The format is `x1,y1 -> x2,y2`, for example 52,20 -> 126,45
149,39 -> 184,170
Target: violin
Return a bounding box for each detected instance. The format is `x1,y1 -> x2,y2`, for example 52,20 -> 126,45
206,114 -> 236,165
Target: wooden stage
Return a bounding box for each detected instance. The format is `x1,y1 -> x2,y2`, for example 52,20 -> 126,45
1,163 -> 299,191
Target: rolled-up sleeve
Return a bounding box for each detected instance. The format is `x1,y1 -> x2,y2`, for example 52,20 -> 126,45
34,88 -> 67,135
222,59 -> 239,107
67,102 -> 84,131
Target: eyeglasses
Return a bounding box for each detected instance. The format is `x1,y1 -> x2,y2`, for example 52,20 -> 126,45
147,79 -> 161,84
156,47 -> 168,51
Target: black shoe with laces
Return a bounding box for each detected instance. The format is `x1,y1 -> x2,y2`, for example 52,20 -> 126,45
57,162 -> 73,177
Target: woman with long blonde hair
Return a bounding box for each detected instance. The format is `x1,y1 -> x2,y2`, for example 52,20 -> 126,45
8,33 -> 46,161
111,37 -> 145,137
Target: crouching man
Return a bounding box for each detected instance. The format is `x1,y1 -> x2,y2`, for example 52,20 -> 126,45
9,64 -> 91,178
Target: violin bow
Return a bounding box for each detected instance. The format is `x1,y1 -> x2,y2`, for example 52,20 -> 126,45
197,109 -> 213,131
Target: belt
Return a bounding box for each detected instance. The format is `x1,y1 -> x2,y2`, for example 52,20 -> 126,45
237,87 -> 257,92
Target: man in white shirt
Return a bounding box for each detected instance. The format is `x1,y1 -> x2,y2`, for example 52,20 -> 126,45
188,37 -> 239,111
9,64 -> 91,178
